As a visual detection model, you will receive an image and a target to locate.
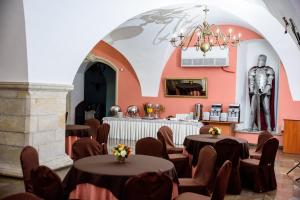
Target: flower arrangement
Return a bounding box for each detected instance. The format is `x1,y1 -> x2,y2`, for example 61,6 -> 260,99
209,127 -> 222,137
112,144 -> 132,162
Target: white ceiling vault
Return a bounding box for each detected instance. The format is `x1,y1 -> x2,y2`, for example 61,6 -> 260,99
103,4 -> 253,96
102,1 -> 300,99
3,0 -> 299,100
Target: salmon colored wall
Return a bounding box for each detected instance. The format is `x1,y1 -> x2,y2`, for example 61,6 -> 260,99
278,64 -> 300,129
90,25 -> 300,133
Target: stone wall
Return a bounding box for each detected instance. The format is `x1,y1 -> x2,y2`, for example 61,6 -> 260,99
0,82 -> 73,177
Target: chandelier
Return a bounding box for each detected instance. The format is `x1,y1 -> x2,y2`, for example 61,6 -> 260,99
170,5 -> 242,56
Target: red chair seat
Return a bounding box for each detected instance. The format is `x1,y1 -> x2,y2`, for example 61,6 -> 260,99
169,153 -> 188,161
176,192 -> 210,200
241,158 -> 260,166
250,152 -> 262,160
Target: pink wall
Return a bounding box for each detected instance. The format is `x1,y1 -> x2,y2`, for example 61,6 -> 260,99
278,64 -> 300,128
90,26 -> 300,131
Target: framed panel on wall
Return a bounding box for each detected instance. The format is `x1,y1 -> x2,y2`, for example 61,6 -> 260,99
165,78 -> 208,98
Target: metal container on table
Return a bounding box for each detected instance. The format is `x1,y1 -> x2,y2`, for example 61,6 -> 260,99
126,105 -> 139,118
109,105 -> 122,117
193,103 -> 203,121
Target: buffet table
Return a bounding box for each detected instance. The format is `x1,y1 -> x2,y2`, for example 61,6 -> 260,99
103,117 -> 203,145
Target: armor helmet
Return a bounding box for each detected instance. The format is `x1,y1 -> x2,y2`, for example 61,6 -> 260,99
257,54 -> 267,67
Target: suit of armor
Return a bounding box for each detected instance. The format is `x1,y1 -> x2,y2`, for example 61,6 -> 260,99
248,55 -> 275,131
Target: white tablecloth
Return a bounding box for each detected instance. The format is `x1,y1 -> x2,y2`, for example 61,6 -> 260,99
103,117 -> 203,145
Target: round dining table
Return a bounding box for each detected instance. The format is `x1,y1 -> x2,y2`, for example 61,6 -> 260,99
184,134 -> 250,166
65,125 -> 91,156
63,155 -> 179,200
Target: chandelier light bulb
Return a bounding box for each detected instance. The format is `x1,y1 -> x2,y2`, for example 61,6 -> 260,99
228,28 -> 233,34
233,35 -> 236,40
238,33 -> 242,38
197,32 -> 201,36
216,28 -> 220,33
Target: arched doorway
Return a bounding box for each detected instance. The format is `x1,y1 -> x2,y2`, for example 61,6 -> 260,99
75,61 -> 116,124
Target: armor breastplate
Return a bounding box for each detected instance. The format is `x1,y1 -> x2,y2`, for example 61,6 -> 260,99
255,68 -> 267,91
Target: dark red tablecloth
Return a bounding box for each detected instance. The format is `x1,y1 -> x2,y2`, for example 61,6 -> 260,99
184,135 -> 249,166
62,155 -> 178,199
65,125 -> 91,137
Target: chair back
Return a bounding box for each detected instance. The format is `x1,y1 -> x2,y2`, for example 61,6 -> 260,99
259,137 -> 279,166
193,145 -> 217,185
96,123 -> 110,144
122,172 -> 173,200
31,166 -> 63,200
215,138 -> 240,168
135,137 -> 163,157
211,160 -> 232,200
157,126 -> 175,150
85,118 -> 101,138
20,146 -> 39,193
72,138 -> 103,161
199,125 -> 214,134
255,131 -> 273,152
2,193 -> 42,200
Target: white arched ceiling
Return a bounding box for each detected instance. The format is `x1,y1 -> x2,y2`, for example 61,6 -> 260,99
103,4 -> 254,96
19,0 -> 300,100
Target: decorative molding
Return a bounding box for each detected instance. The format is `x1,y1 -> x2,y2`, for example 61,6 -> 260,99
0,82 -> 74,92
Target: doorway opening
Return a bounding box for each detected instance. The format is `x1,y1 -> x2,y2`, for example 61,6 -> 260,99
75,62 -> 116,124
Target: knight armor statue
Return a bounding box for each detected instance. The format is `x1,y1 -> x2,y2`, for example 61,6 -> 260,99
248,54 -> 275,132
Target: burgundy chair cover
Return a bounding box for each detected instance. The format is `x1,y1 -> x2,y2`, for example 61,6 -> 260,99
72,138 -> 103,161
214,138 -> 241,194
1,193 -> 42,200
122,172 -> 173,200
31,165 -> 64,200
179,145 -> 217,195
96,123 -> 110,154
20,146 -> 39,193
176,160 -> 232,200
250,131 -> 273,159
240,137 -> 279,192
160,132 -> 191,178
199,125 -> 213,134
157,126 -> 183,154
135,137 -> 163,157
84,118 -> 101,138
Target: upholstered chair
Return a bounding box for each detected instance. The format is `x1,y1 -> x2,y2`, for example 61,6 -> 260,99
240,137 -> 279,192
20,146 -> 40,193
250,131 -> 273,160
157,126 -> 183,154
159,131 -> 191,178
84,118 -> 101,139
199,125 -> 214,134
72,138 -> 103,161
135,137 -> 163,157
122,172 -> 173,200
179,145 -> 217,195
31,166 -> 64,200
214,138 -> 241,194
176,160 -> 232,200
96,123 -> 110,154
2,192 -> 42,200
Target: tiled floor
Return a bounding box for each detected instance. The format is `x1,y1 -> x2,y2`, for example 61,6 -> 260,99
0,139 -> 300,200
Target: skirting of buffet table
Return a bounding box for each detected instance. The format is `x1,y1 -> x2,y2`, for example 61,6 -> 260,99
103,117 -> 203,145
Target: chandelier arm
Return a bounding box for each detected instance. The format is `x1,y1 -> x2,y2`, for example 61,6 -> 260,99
180,27 -> 200,50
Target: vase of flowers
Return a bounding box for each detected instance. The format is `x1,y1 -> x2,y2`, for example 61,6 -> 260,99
208,127 -> 221,138
112,144 -> 132,163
